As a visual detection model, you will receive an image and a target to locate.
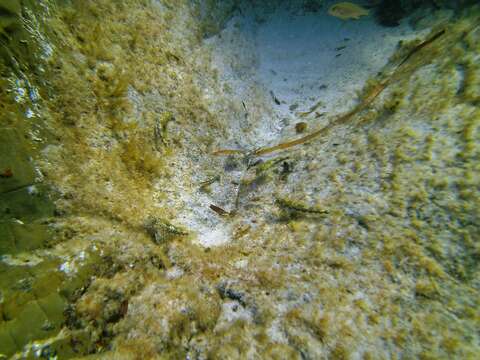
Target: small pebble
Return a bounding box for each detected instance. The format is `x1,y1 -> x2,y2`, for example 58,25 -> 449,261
295,122 -> 307,134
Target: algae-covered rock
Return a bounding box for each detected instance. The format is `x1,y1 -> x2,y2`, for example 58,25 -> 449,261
0,128 -> 37,194
8,223 -> 52,253
0,185 -> 55,222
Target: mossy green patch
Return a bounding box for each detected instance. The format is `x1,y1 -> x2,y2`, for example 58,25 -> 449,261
0,185 -> 55,222
8,223 -> 52,253
0,128 -> 37,194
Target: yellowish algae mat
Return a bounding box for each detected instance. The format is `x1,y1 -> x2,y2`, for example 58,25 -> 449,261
0,0 -> 479,358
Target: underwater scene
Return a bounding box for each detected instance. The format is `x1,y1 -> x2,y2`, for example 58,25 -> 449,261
0,0 -> 479,358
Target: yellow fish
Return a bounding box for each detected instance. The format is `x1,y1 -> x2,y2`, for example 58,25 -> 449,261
328,2 -> 369,20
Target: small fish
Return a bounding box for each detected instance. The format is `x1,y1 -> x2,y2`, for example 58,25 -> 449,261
270,90 -> 281,105
276,197 -> 329,215
210,204 -> 230,217
199,175 -> 220,189
242,101 -> 249,119
328,2 -> 369,20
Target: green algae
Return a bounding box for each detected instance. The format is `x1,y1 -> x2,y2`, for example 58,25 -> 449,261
0,129 -> 37,194
0,1 -> 139,356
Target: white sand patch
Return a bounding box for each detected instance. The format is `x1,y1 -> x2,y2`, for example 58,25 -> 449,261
194,224 -> 231,247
